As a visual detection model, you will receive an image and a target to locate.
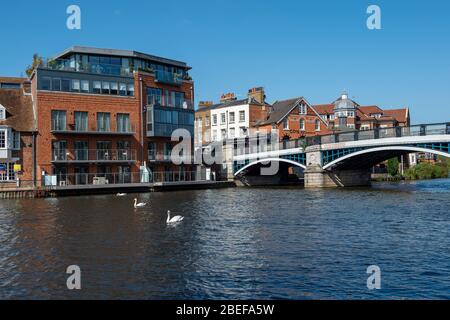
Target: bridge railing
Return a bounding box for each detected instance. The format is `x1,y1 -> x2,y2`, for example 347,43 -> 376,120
305,122 -> 450,147
229,122 -> 450,156
228,123 -> 450,156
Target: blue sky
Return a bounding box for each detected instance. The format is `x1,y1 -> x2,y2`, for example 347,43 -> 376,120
1,0 -> 449,124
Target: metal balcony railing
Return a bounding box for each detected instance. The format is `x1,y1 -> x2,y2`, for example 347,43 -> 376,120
148,153 -> 172,162
51,120 -> 136,135
47,171 -> 215,187
52,149 -> 137,162
148,152 -> 195,163
147,98 -> 194,110
44,59 -> 133,77
154,70 -> 183,85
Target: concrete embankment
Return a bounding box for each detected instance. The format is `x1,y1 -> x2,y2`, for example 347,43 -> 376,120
0,181 -> 236,199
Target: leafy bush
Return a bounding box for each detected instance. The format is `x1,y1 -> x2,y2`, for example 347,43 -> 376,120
404,162 -> 449,180
387,157 -> 400,177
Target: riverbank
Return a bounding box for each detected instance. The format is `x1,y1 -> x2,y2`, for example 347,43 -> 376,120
372,161 -> 449,182
0,181 -> 236,199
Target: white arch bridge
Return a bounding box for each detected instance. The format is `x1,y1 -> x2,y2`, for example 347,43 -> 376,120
231,123 -> 450,187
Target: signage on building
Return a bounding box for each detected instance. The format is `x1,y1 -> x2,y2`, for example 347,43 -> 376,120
0,164 -> 6,174
14,164 -> 22,173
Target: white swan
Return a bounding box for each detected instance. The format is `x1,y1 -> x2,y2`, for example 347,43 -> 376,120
134,198 -> 147,208
167,210 -> 184,224
117,193 -> 127,197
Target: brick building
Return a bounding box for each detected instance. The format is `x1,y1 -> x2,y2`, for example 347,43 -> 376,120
313,93 -> 410,131
0,77 -> 36,187
29,46 -> 195,186
255,97 -> 331,140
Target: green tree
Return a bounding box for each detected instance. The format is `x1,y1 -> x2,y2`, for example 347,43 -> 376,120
25,54 -> 44,77
387,157 -> 400,177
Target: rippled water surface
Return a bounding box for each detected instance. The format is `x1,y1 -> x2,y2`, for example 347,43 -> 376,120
1,179 -> 449,299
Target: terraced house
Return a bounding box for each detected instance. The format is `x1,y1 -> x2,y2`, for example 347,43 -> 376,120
0,77 -> 36,188
29,46 -> 195,186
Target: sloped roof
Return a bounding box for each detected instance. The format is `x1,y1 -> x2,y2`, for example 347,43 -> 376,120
0,77 -> 26,84
0,88 -> 36,132
358,105 -> 383,115
312,104 -> 334,114
199,97 -> 264,112
258,97 -> 303,125
383,108 -> 409,123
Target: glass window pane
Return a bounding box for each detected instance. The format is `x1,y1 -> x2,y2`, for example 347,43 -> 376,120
61,79 -> 71,92
81,80 -> 89,92
52,78 -> 61,91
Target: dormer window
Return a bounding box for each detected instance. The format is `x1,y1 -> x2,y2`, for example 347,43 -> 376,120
372,113 -> 382,119
0,105 -> 6,120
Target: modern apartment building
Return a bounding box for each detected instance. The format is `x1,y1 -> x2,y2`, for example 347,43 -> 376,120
29,46 -> 195,185
0,77 -> 36,186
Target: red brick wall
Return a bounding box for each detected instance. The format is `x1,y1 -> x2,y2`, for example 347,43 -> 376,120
34,89 -> 141,179
13,133 -> 34,182
257,107 -> 332,140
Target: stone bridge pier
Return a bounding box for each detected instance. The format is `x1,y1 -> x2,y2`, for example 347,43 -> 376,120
304,148 -> 371,188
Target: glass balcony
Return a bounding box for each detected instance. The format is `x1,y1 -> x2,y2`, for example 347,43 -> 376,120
51,120 -> 136,135
44,59 -> 133,77
148,152 -> 172,162
51,149 -> 137,163
154,70 -> 183,86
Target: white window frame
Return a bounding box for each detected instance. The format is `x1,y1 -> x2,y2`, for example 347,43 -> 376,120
229,112 -> 235,124
0,129 -> 6,149
283,118 -> 289,130
0,162 -> 16,182
221,113 -> 226,125
0,105 -> 5,120
239,111 -> 246,123
315,120 -> 321,131
300,118 -> 306,131
0,104 -> 6,120
299,104 -> 307,115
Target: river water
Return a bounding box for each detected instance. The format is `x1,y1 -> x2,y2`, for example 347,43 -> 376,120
0,179 -> 449,300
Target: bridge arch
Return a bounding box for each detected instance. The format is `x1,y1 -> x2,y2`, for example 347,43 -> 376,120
323,146 -> 450,171
234,158 -> 307,176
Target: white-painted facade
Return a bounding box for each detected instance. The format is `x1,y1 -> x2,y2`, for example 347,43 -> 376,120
210,103 -> 250,142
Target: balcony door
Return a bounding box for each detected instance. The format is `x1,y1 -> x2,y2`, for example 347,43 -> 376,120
118,166 -> 131,184
147,88 -> 162,105
148,142 -> 156,161
51,110 -> 67,131
74,141 -> 88,161
116,114 -> 131,133
74,112 -> 88,132
97,141 -> 112,160
117,141 -> 131,161
97,113 -> 111,132
52,141 -> 67,161
75,167 -> 89,185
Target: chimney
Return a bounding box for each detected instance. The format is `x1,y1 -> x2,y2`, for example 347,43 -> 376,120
248,87 -> 266,104
220,92 -> 237,103
198,101 -> 214,109
22,80 -> 32,94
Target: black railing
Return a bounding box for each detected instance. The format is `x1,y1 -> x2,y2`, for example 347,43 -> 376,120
229,122 -> 450,155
